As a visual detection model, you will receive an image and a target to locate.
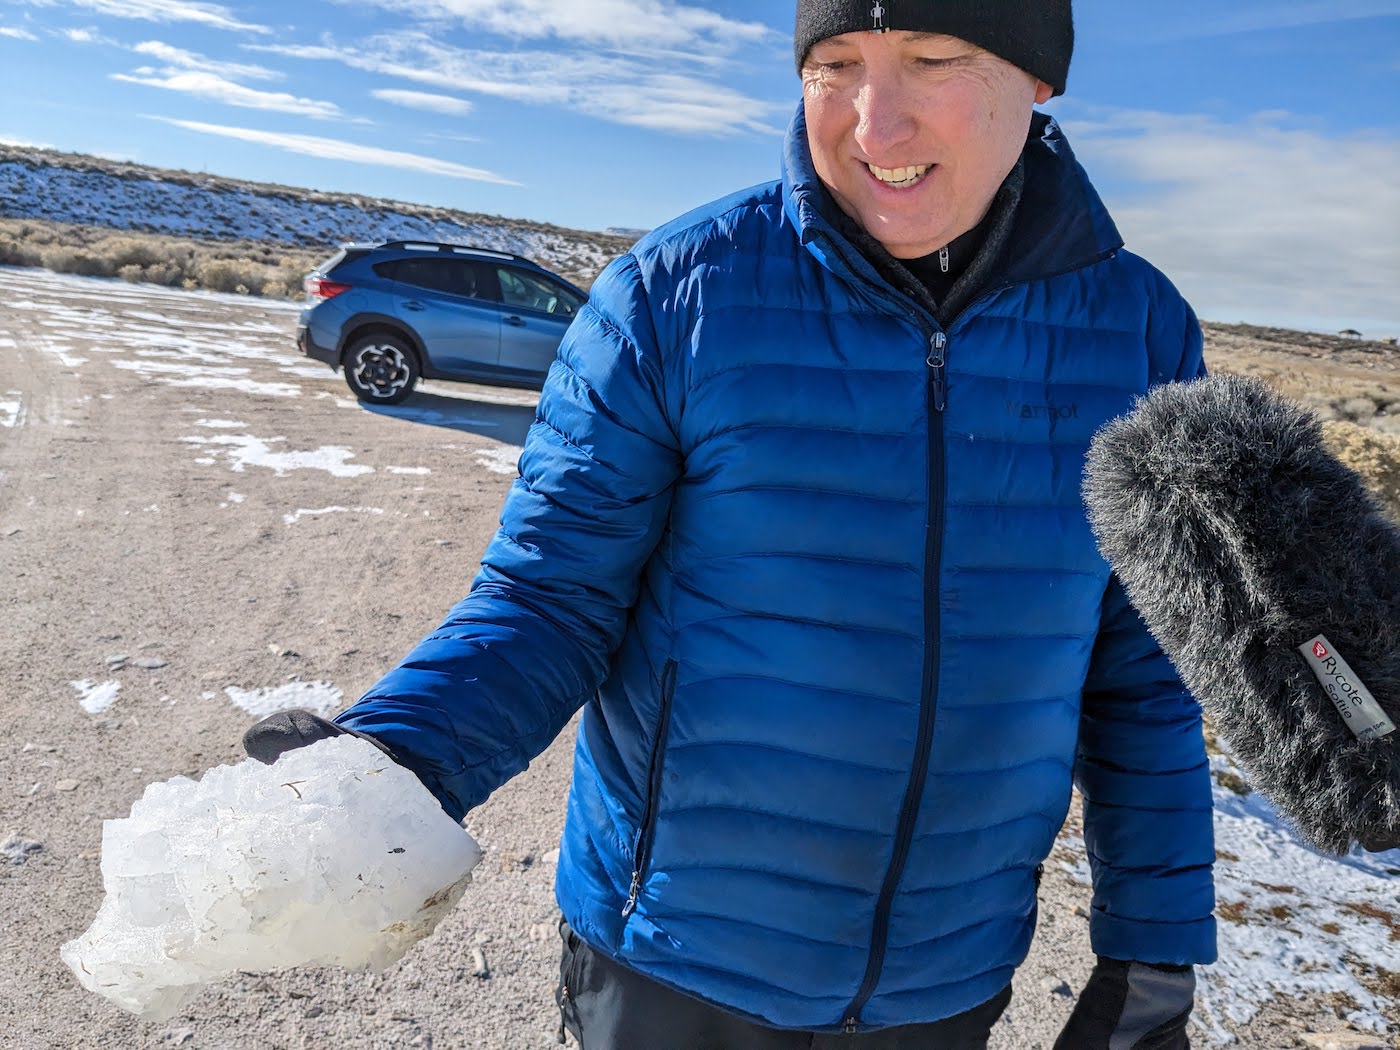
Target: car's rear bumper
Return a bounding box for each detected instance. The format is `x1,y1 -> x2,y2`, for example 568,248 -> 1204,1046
297,325 -> 338,367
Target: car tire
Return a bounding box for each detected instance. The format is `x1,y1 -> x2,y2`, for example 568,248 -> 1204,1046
343,332 -> 420,405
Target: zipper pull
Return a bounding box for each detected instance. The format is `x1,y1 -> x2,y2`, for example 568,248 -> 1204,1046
621,870 -> 642,918
938,246 -> 950,274
926,332 -> 948,412
843,1016 -> 858,1035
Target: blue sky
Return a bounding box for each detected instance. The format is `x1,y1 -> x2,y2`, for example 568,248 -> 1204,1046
0,0 -> 1397,334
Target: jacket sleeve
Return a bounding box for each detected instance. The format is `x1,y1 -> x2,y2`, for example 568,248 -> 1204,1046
335,253 -> 682,820
1075,294 -> 1217,965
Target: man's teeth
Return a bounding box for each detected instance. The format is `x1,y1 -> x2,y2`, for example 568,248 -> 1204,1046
868,163 -> 931,186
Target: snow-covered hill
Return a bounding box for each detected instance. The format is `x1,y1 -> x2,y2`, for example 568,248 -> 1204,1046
0,145 -> 633,283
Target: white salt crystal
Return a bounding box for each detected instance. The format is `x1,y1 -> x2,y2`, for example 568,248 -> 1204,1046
60,735 -> 482,1020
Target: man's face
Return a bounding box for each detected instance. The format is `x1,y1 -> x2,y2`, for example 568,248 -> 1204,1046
801,30 -> 1052,259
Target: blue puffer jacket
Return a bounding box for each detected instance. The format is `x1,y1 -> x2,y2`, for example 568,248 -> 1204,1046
338,106 -> 1217,1033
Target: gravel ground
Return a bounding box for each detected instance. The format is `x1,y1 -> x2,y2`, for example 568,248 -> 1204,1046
0,267 -> 1393,1050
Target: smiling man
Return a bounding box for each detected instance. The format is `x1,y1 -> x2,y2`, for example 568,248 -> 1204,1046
247,2 -> 1216,1047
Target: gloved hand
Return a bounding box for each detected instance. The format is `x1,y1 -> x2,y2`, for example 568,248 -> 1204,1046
1053,957 -> 1195,1050
242,708 -> 399,766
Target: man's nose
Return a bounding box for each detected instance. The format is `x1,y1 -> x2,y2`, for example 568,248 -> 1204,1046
853,75 -> 917,158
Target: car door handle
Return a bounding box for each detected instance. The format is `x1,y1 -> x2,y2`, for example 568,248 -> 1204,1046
503,315 -> 526,327
404,301 -> 426,311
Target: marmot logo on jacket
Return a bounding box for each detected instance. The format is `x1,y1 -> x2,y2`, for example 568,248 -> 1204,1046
1007,400 -> 1079,420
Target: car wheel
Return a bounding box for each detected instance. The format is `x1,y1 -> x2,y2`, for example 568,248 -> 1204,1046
344,333 -> 420,404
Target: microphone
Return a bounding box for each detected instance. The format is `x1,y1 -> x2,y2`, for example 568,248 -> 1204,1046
1083,375 -> 1399,855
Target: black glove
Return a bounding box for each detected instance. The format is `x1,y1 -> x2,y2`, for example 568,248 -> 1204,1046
1054,957 -> 1195,1050
242,708 -> 399,766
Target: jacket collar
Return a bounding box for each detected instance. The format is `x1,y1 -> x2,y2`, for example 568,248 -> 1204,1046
781,101 -> 1123,292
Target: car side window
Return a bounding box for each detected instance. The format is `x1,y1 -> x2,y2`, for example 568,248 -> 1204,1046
496,267 -> 581,317
379,259 -> 499,301
549,281 -> 586,318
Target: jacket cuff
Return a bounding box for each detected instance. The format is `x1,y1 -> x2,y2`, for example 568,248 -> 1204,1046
1089,911 -> 1218,966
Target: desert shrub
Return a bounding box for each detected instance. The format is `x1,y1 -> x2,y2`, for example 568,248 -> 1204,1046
42,247 -> 113,277
1323,420 -> 1400,522
102,237 -> 164,271
196,258 -> 267,294
144,261 -> 184,286
0,216 -> 322,299
0,237 -> 42,267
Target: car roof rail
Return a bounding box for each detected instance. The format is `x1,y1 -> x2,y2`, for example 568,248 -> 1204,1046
377,240 -> 527,263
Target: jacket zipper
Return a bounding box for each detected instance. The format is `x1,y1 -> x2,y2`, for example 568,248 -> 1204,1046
840,329 -> 949,1033
622,658 -> 679,918
809,232 -> 951,1032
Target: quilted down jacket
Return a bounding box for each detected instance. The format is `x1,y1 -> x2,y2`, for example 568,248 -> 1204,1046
337,105 -> 1218,1033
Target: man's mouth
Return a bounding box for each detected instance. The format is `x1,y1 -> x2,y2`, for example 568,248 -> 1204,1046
867,163 -> 932,189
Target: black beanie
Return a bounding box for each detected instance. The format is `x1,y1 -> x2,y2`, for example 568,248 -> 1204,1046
794,0 -> 1074,96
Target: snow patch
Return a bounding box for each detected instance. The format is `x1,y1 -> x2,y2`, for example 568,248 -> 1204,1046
72,679 -> 121,715
113,360 -> 300,398
222,681 -> 342,718
193,419 -> 249,429
472,446 -> 522,476
0,392 -> 22,428
1196,759 -> 1400,1042
278,364 -> 337,379
283,506 -> 385,525
386,466 -> 431,476
181,434 -> 373,477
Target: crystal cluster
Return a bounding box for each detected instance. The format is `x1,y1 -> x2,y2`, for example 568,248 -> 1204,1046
61,735 -> 482,1020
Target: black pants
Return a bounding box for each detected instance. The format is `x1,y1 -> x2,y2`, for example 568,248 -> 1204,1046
556,920 -> 1013,1050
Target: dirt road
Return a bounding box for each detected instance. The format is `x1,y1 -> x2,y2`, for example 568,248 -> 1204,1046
0,267 -> 1392,1049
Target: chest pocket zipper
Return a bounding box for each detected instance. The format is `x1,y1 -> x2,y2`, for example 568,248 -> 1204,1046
622,658 -> 679,919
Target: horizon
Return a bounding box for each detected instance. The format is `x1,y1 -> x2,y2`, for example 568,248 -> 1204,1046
1,1 -> 1397,336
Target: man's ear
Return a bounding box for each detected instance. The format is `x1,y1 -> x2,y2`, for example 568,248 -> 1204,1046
1034,80 -> 1054,105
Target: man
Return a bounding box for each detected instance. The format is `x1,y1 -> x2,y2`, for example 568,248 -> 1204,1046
247,2 -> 1217,1046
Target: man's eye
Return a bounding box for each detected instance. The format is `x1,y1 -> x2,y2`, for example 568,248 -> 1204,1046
916,57 -> 958,69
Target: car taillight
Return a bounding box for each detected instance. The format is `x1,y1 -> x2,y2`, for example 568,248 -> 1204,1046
304,277 -> 351,302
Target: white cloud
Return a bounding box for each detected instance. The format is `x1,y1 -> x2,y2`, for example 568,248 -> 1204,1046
156,117 -> 521,185
0,134 -> 55,149
113,71 -> 346,120
1063,107 -> 1400,333
255,35 -> 783,137
372,88 -> 474,116
0,26 -> 39,40
1196,0 -> 1400,35
133,40 -> 281,81
356,0 -> 774,55
56,0 -> 269,33
63,26 -> 95,41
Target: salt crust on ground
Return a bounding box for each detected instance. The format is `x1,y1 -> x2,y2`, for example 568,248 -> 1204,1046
60,736 -> 482,1020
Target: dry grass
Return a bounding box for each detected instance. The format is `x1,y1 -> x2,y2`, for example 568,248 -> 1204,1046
1322,421 -> 1400,522
0,217 -> 320,298
1342,901 -> 1400,941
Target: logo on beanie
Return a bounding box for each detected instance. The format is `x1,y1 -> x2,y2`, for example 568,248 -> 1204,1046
870,1 -> 888,32
1313,640 -> 1329,659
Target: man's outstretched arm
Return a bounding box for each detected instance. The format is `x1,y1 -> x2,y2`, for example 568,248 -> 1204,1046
250,253 -> 682,821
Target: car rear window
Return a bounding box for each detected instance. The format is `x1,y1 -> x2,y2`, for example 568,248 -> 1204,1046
316,247 -> 371,275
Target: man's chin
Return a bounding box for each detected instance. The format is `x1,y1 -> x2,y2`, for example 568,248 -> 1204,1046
869,228 -> 948,260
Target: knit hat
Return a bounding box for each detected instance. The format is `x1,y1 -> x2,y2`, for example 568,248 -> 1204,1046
794,0 -> 1074,96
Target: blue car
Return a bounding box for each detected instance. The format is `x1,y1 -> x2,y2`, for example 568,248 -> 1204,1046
296,240 -> 589,404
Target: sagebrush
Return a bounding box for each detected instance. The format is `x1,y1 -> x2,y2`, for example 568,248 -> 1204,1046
0,217 -> 320,299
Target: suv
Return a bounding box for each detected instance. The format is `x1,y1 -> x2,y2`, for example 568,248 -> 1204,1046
296,241 -> 589,404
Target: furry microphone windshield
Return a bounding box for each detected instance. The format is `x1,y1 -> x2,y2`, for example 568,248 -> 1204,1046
1083,375 -> 1399,855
